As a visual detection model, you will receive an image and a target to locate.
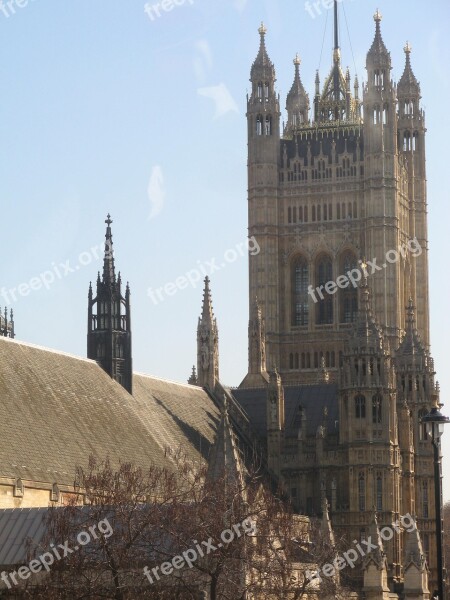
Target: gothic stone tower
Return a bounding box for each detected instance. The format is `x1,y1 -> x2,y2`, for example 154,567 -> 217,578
240,3 -> 438,594
244,6 -> 429,387
87,215 -> 132,393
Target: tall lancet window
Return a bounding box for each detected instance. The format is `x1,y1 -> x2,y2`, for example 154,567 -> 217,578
292,257 -> 309,326
339,252 -> 358,323
358,473 -> 366,512
315,255 -> 333,324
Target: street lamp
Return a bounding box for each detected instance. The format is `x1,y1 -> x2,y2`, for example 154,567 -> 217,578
421,407 -> 450,600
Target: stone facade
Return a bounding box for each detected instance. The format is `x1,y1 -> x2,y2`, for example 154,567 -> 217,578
239,6 -> 439,598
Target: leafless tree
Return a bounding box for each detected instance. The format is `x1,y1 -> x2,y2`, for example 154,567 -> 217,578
8,453 -> 354,599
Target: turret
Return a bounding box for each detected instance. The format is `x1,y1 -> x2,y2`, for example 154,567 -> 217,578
87,215 -> 132,393
362,511 -> 391,599
197,277 -> 219,390
285,54 -> 309,133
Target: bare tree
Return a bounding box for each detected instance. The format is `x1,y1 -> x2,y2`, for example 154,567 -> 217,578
9,454 -> 354,599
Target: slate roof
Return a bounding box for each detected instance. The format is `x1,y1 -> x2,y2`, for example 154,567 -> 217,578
0,337 -> 220,489
232,384 -> 339,439
0,507 -> 47,567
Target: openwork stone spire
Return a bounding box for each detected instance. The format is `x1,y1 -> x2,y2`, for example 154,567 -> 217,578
197,277 -> 219,389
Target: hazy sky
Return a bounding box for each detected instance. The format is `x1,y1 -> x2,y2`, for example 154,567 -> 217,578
1,0 -> 449,497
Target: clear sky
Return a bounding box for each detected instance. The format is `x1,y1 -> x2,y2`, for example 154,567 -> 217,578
1,0 -> 449,497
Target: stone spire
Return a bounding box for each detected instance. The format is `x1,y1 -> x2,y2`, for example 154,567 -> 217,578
250,22 -> 275,82
197,277 -> 219,389
286,54 -> 309,130
188,365 -> 198,386
363,510 -> 391,597
350,280 -> 384,354
102,214 -> 115,285
403,519 -> 430,600
397,298 -> 426,357
398,42 -> 421,97
366,9 -> 391,69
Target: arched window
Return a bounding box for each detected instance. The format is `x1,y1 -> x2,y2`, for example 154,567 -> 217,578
292,257 -> 309,326
376,474 -> 383,511
265,115 -> 272,135
289,353 -> 294,369
257,82 -> 263,98
115,340 -> 124,358
372,394 -> 382,424
358,473 -> 365,512
256,115 -> 263,136
339,252 -> 358,323
403,131 -> 411,151
97,342 -> 106,359
315,255 -> 333,324
337,203 -> 341,220
355,395 -> 366,418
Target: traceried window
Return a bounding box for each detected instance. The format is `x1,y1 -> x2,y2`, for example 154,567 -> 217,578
339,252 -> 358,323
315,255 -> 333,324
292,257 -> 309,326
358,473 -> 365,512
372,394 -> 383,424
355,395 -> 366,419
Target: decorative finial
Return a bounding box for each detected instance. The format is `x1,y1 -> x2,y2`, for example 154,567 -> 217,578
293,53 -> 301,67
404,41 -> 412,55
105,213 -> 113,227
374,8 -> 382,22
258,22 -> 267,36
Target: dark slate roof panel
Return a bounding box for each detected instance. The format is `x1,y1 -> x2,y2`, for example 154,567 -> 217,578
0,508 -> 47,566
0,337 -> 220,489
232,384 -> 339,438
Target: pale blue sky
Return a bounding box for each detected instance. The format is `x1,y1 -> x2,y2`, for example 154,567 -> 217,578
1,0 -> 449,496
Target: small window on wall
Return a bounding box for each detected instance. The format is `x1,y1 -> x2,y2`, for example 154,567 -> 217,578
358,473 -> 365,512
355,395 -> 366,418
372,394 -> 382,424
14,479 -> 24,498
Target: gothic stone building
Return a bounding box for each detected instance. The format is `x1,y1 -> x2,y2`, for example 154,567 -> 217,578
0,5 -> 442,600
232,5 -> 439,597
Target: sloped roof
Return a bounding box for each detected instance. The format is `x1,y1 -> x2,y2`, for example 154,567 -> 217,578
232,384 -> 339,439
0,337 -> 220,489
0,507 -> 47,566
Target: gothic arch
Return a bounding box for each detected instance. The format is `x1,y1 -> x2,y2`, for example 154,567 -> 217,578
291,255 -> 309,326
314,252 -> 333,325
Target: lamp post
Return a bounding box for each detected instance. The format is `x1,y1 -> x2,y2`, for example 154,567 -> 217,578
421,407 -> 450,600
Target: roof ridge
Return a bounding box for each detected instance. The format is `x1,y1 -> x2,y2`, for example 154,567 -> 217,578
0,336 -> 96,364
134,371 -> 206,390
